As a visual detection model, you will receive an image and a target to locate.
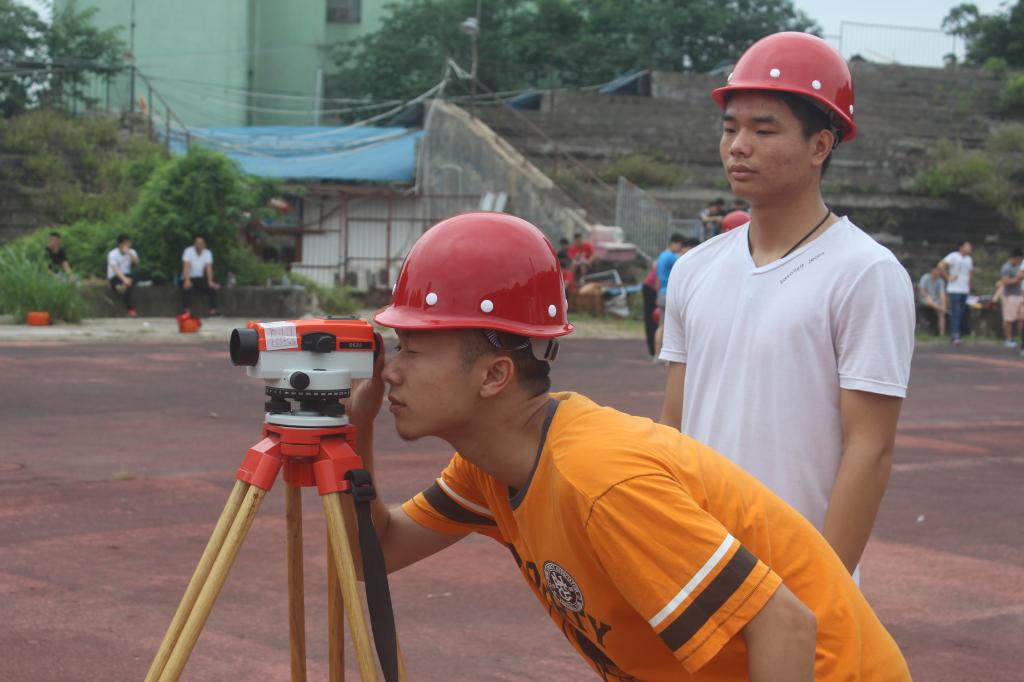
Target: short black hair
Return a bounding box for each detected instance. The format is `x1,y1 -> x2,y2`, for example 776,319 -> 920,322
1011,248 -> 1023,258
957,240 -> 970,249
49,231 -> 60,239
459,330 -> 552,397
669,232 -> 686,244
194,233 -> 207,242
712,197 -> 726,205
559,238 -> 569,246
683,238 -> 701,248
776,92 -> 837,176
573,232 -> 583,239
116,234 -> 131,245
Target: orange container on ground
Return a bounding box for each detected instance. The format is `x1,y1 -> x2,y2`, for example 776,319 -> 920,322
180,319 -> 201,333
26,311 -> 50,326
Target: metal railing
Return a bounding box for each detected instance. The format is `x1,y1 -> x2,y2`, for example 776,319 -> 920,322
827,21 -> 963,67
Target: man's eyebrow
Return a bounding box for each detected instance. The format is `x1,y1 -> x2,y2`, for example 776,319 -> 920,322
721,113 -> 779,124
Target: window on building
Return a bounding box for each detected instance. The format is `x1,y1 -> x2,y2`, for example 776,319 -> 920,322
326,0 -> 361,23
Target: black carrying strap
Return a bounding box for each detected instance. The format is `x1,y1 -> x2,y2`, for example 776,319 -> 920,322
344,469 -> 400,682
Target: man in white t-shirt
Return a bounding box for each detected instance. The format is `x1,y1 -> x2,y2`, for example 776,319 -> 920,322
181,234 -> 220,316
659,32 -> 915,576
938,241 -> 973,346
107,233 -> 140,317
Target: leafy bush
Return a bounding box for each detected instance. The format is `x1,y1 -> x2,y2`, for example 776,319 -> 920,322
128,145 -> 280,283
0,110 -> 167,224
6,219 -> 126,280
228,248 -> 286,286
0,249 -> 87,323
999,73 -> 1024,116
914,136 -> 1021,228
984,56 -> 1009,80
289,273 -> 360,315
600,154 -> 686,187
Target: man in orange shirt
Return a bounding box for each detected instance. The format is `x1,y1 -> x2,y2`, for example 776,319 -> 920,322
347,212 -> 910,681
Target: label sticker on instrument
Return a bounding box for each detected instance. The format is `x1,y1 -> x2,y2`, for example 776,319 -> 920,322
261,321 -> 299,350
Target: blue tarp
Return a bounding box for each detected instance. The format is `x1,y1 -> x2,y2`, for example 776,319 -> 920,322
167,126 -> 423,183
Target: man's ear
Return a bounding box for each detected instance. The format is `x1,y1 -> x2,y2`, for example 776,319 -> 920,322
479,354 -> 515,398
811,128 -> 836,167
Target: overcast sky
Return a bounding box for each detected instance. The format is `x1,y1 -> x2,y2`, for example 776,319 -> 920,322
15,0 -> 1017,66
793,0 -> 1012,65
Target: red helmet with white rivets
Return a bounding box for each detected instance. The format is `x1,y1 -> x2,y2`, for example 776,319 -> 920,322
711,32 -> 857,144
374,212 -> 573,341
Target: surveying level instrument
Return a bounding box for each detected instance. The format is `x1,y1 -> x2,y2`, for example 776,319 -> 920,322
146,317 -> 406,682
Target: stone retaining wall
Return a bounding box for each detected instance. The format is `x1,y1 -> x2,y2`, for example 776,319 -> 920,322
83,284 -> 315,319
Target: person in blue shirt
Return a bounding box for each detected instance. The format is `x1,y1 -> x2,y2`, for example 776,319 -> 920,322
654,233 -> 693,357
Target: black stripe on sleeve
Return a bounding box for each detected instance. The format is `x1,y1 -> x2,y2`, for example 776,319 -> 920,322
422,482 -> 496,527
658,545 -> 759,652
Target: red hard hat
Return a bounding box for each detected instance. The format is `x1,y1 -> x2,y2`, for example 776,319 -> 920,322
721,210 -> 750,232
374,212 -> 573,339
712,32 -> 857,144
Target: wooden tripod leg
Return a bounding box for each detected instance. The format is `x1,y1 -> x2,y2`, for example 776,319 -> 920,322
327,530 -> 345,682
286,484 -> 307,682
158,484 -> 268,682
323,493 -> 380,682
145,480 -> 248,682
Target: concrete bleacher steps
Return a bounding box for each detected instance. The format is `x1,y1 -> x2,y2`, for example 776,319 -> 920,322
465,61 -> 1018,267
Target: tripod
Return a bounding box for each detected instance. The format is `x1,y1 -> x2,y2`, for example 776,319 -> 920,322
144,415 -> 407,681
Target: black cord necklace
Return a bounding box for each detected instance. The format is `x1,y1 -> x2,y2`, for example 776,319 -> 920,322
749,206 -> 832,260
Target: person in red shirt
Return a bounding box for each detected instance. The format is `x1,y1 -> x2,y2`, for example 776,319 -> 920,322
568,232 -> 595,281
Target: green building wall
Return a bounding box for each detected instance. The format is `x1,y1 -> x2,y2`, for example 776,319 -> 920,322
56,1 -> 408,128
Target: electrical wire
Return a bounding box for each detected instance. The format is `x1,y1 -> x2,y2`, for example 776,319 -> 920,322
144,74 -> 401,106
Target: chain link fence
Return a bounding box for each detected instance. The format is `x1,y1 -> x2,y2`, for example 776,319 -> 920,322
615,177 -> 701,261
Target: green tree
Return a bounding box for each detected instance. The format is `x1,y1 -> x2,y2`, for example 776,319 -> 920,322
0,0 -> 46,116
0,0 -> 124,116
943,1 -> 1024,67
128,146 -> 279,283
332,0 -> 818,101
43,0 -> 126,109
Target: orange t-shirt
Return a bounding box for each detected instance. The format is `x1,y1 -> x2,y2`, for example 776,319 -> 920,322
403,392 -> 910,681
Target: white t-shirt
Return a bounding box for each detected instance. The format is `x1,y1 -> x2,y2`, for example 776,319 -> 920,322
942,251 -> 973,294
182,245 -> 213,279
660,217 -> 915,533
106,247 -> 137,279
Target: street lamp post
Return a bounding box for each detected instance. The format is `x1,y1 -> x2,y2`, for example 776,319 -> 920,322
459,1 -> 481,95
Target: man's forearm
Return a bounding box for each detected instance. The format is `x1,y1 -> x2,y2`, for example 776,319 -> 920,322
822,443 -> 893,572
350,419 -> 392,534
743,586 -> 816,682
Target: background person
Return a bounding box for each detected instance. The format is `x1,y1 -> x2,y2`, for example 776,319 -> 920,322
181,234 -> 220,316
918,265 -> 948,337
998,248 -> 1023,348
938,240 -> 973,346
653,234 -> 691,358
699,198 -> 726,239
641,263 -> 659,357
107,234 -> 140,317
659,32 -> 915,577
45,231 -> 72,277
348,212 -> 911,681
567,232 -> 594,282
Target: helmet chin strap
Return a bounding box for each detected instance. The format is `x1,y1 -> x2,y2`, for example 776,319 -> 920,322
530,338 -> 560,363
481,329 -> 560,363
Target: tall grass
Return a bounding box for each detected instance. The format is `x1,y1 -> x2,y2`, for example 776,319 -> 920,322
0,249 -> 87,323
